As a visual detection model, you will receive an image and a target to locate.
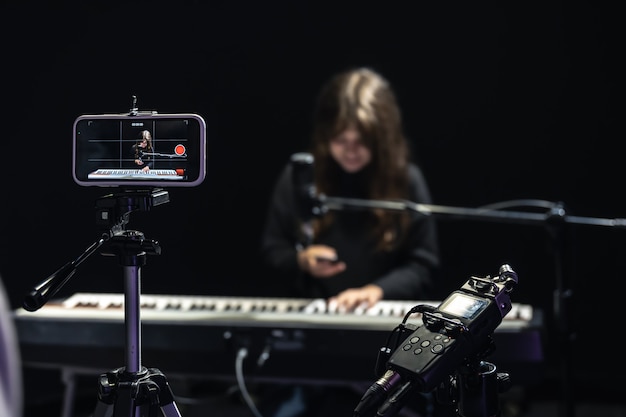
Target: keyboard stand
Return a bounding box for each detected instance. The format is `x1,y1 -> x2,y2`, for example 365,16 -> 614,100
60,366 -> 104,417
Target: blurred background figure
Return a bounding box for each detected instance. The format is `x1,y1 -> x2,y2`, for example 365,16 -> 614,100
258,66 -> 442,417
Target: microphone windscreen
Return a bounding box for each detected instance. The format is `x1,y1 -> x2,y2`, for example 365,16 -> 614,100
290,153 -> 315,221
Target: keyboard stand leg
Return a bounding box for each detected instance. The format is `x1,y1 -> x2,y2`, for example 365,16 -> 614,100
61,368 -> 77,417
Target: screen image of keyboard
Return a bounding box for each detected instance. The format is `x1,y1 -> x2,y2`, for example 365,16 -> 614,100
88,169 -> 183,180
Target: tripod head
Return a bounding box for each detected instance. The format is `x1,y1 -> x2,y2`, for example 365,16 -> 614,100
96,188 -> 170,237
22,188 -> 169,311
95,188 -> 168,269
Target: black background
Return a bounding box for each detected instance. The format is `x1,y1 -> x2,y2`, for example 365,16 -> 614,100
1,0 -> 622,399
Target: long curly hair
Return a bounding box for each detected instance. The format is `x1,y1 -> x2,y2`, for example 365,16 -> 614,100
309,67 -> 412,251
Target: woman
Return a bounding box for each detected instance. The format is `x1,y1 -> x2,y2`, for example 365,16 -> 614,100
131,129 -> 154,172
257,67 -> 441,417
261,67 -> 440,311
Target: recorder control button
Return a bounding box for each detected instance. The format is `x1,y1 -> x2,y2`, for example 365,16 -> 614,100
431,344 -> 444,354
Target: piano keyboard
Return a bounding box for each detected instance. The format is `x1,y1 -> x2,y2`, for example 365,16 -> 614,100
15,293 -> 535,330
14,293 -> 544,384
87,169 -> 183,180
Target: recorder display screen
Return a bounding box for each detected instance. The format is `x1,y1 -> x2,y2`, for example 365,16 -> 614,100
73,113 -> 206,187
438,292 -> 489,320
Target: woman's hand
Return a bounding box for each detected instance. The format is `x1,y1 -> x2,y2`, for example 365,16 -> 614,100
328,284 -> 383,312
297,245 -> 346,278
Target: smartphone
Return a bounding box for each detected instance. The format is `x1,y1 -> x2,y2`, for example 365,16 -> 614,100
72,112 -> 206,187
315,256 -> 340,264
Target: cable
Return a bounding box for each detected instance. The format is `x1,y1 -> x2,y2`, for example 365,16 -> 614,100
236,347 -> 265,417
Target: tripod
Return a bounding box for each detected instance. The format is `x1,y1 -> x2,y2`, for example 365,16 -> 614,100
92,229 -> 182,417
22,188 -> 183,417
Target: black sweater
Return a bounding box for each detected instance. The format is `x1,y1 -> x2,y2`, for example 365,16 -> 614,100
260,162 -> 440,300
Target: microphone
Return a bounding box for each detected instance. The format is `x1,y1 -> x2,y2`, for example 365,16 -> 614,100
290,152 -> 316,221
353,370 -> 403,417
290,152 -> 319,246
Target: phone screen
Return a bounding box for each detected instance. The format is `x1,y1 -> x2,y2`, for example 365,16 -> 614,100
72,113 -> 206,187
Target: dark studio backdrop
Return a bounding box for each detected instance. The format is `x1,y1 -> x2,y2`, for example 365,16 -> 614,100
0,0 -> 621,405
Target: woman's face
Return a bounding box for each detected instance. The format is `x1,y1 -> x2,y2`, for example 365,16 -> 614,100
329,126 -> 372,173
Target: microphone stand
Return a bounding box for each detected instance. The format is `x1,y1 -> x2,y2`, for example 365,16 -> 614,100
438,358 -> 512,417
317,194 -> 626,417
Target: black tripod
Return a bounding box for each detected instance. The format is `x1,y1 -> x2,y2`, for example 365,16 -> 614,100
23,188 -> 183,417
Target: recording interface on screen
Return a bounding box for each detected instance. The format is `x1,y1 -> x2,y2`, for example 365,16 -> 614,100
73,114 -> 206,187
438,292 -> 489,320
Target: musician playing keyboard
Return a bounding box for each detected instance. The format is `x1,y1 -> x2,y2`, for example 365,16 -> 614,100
258,67 -> 441,417
130,129 -> 154,172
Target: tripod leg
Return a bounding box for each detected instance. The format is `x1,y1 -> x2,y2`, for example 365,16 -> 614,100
93,400 -> 114,417
142,368 -> 182,417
